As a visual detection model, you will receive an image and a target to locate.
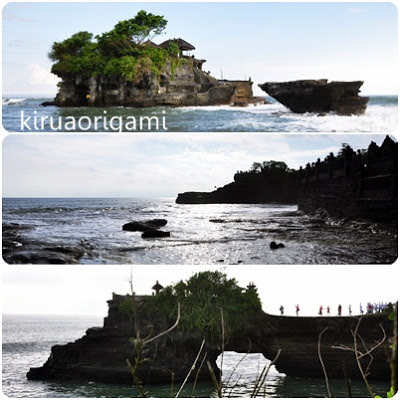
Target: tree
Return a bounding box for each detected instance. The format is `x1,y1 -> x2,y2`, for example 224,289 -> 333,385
49,31 -> 93,61
120,271 -> 262,343
251,161 -> 289,173
97,10 -> 167,53
116,10 -> 167,44
48,11 -> 174,79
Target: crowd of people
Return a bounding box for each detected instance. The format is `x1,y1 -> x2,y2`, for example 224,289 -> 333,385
278,302 -> 394,316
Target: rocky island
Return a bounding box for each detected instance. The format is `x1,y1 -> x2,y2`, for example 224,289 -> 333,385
259,79 -> 369,115
27,272 -> 395,390
47,11 -> 257,108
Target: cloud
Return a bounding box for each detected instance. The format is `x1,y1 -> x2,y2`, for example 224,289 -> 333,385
3,11 -> 37,23
7,39 -> 25,47
2,134 -> 388,198
28,64 -> 60,87
347,7 -> 367,14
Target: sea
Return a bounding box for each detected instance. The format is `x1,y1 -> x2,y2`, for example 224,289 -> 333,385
2,314 -> 390,398
2,198 -> 397,264
2,95 -> 397,132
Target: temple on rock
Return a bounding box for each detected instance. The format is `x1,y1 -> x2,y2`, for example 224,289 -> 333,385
51,34 -> 256,108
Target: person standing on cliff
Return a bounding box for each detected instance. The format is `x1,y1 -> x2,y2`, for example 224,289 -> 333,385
327,306 -> 331,315
349,305 -> 352,316
295,304 -> 300,316
279,305 -> 284,315
319,306 -> 323,315
338,304 -> 342,316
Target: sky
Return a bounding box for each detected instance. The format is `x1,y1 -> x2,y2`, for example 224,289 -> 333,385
2,133 -> 391,198
2,2 -> 398,96
2,264 -> 397,317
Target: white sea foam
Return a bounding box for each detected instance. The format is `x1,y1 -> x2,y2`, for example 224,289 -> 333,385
2,98 -> 26,105
175,100 -> 397,132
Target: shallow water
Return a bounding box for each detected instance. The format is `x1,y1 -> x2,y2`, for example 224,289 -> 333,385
2,314 -> 390,398
2,95 -> 397,132
2,198 -> 397,264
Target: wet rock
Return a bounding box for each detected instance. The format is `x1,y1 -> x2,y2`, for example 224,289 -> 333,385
3,244 -> 86,264
270,241 -> 285,250
41,101 -> 56,107
2,223 -> 87,264
122,219 -> 168,232
209,219 -> 226,223
259,79 -> 369,115
141,230 -> 170,239
148,219 -> 168,227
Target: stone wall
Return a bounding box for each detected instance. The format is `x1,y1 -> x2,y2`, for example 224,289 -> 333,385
297,136 -> 397,223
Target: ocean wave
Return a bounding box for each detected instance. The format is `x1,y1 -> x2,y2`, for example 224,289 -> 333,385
2,98 -> 26,105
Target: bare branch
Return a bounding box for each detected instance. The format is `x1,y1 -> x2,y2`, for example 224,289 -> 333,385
191,352 -> 208,397
207,360 -> 222,398
175,339 -> 205,398
219,308 -> 225,390
358,324 -> 386,360
223,340 -> 252,395
353,317 -> 374,397
145,302 -> 181,345
318,327 -> 332,398
252,349 -> 281,398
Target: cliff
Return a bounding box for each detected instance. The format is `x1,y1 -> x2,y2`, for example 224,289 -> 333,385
177,162 -> 298,205
54,64 -> 255,107
176,137 -> 397,225
27,292 -> 394,386
259,79 -> 369,115
297,136 -> 397,224
27,293 -> 220,384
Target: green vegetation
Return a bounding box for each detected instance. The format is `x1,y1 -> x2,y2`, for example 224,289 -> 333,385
49,10 -> 186,81
119,271 -> 262,343
234,160 -> 297,186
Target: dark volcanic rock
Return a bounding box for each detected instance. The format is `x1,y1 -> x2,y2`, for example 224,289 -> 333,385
259,79 -> 369,115
176,179 -> 298,205
270,241 -> 285,249
27,293 -> 219,384
27,293 -> 394,385
2,223 -> 86,264
40,101 -> 56,107
177,137 -> 397,230
122,219 -> 168,232
141,230 -> 170,239
54,63 -> 255,108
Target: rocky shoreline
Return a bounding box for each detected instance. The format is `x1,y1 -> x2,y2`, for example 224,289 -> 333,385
2,223 -> 89,264
2,219 -> 173,264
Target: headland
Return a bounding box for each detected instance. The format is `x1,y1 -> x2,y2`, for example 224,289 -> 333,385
27,273 -> 395,387
177,136 -> 397,226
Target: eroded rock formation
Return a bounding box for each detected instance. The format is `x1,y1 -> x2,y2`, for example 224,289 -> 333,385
259,79 -> 369,115
27,293 -> 394,385
54,62 -> 254,107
